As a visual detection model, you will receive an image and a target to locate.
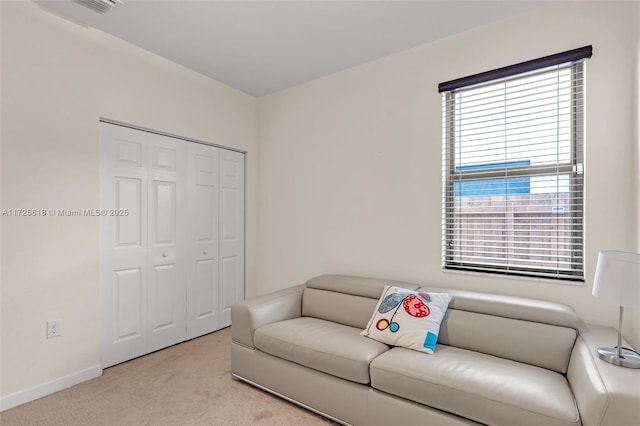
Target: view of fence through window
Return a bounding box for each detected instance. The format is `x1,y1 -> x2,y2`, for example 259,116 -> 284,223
443,62 -> 584,279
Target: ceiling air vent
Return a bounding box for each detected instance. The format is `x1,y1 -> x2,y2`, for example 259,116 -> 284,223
72,0 -> 121,14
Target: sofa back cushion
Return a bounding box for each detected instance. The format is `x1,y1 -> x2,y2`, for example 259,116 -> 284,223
301,275 -> 580,374
302,275 -> 418,329
421,287 -> 580,374
439,310 -> 576,373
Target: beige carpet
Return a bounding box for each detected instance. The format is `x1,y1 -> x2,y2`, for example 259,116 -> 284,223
1,328 -> 334,425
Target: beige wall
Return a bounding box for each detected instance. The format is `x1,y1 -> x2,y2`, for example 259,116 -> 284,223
0,0 -> 257,398
258,1 -> 640,349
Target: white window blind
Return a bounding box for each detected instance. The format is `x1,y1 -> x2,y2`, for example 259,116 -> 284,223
440,48 -> 590,281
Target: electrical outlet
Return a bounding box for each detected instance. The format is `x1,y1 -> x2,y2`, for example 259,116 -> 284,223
47,320 -> 61,339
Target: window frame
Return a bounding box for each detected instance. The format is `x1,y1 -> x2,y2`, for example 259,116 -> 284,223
441,53 -> 589,282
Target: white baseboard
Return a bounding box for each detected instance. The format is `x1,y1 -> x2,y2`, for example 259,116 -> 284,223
0,364 -> 103,412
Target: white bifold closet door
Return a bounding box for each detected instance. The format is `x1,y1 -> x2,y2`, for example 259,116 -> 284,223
219,149 -> 245,327
186,142 -> 220,339
100,122 -> 244,368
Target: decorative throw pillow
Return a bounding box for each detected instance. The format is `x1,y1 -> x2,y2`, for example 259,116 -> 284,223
361,285 -> 452,354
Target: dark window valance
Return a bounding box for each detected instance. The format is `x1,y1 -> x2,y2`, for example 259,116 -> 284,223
438,45 -> 592,93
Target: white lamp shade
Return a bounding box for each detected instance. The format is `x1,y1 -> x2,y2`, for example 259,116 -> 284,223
592,250 -> 640,308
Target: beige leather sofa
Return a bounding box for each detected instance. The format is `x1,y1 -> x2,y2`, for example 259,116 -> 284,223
231,274 -> 640,426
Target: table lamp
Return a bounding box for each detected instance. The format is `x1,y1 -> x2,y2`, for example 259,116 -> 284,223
592,250 -> 640,368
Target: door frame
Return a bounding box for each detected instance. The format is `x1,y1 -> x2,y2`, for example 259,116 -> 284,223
100,118 -> 247,154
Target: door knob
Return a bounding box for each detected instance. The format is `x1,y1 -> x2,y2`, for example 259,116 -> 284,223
203,250 -> 208,255
162,252 -> 168,258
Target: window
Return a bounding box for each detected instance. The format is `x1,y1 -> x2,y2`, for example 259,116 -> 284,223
440,46 -> 592,281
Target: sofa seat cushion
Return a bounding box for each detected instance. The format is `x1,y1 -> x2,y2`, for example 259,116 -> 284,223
254,317 -> 389,384
370,346 -> 580,426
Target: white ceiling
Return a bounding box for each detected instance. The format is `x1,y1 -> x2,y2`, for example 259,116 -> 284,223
34,0 -> 546,97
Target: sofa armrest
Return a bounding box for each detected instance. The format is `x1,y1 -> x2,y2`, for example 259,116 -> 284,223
567,324 -> 640,426
231,284 -> 305,348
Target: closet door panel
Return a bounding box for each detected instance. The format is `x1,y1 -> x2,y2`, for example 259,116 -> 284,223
195,259 -> 216,315
113,268 -> 145,341
148,264 -> 178,331
186,143 -> 219,339
147,133 -> 187,352
115,178 -> 144,247
219,149 -> 245,328
221,256 -> 239,319
100,123 -> 149,368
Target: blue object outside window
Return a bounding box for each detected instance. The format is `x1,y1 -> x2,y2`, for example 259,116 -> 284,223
454,160 -> 531,197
